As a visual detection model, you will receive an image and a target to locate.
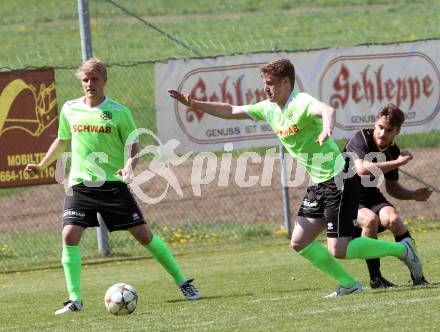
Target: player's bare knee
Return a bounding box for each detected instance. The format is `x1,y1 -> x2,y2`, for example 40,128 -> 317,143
364,215 -> 379,232
328,247 -> 346,259
62,226 -> 82,245
128,224 -> 153,245
387,214 -> 400,228
290,239 -> 304,252
144,232 -> 154,245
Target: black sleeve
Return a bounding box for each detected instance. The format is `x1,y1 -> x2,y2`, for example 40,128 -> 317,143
384,145 -> 400,181
345,130 -> 368,160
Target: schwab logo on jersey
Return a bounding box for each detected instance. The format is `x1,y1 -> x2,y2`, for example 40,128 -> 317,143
319,52 -> 440,130
72,124 -> 112,133
276,124 -> 300,138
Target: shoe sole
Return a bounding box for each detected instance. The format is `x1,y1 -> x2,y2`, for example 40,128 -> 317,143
325,285 -> 363,298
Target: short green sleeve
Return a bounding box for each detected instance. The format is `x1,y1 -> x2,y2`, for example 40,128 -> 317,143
118,107 -> 138,145
294,92 -> 319,118
58,104 -> 71,139
246,101 -> 267,121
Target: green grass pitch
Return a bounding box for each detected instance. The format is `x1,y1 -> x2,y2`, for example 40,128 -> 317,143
1,230 -> 440,331
1,1 -> 440,331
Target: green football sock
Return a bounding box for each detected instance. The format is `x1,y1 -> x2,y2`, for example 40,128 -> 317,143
145,235 -> 186,285
61,245 -> 82,302
299,241 -> 357,287
345,237 -> 405,260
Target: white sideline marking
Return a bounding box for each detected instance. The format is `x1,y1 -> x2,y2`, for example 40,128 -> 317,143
246,294 -> 302,303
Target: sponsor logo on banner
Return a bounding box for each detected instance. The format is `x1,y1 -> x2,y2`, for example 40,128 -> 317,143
0,68 -> 58,188
319,52 -> 440,129
173,63 -> 303,144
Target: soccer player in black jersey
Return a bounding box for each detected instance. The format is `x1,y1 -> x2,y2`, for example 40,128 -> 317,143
344,103 -> 432,288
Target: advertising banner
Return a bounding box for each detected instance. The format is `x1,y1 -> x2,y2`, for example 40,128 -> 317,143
0,68 -> 58,187
156,40 -> 440,153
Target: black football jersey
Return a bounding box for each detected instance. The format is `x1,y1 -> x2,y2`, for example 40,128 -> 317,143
344,129 -> 400,200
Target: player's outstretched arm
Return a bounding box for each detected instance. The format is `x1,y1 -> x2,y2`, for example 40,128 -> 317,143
412,187 -> 433,201
24,138 -> 69,176
167,89 -> 251,120
355,151 -> 413,176
385,179 -> 433,201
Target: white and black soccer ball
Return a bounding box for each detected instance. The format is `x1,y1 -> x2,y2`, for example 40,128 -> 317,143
104,283 -> 138,315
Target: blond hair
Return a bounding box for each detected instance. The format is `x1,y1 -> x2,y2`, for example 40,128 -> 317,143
75,58 -> 107,79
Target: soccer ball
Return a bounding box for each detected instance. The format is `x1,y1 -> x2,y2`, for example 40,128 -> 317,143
104,283 -> 138,315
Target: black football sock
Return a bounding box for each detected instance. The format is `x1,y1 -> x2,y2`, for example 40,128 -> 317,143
394,231 -> 412,243
366,258 -> 382,280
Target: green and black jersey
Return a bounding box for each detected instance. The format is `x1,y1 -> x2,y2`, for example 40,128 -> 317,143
245,90 -> 345,183
58,96 -> 138,186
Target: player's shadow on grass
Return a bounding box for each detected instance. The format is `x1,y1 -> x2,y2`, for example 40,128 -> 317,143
164,285 -> 316,303
270,287 -> 317,295
370,281 -> 440,294
165,292 -> 257,303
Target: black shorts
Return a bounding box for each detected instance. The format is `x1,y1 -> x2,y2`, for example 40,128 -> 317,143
359,191 -> 393,215
62,182 -> 146,232
297,175 -> 359,238
358,192 -> 393,234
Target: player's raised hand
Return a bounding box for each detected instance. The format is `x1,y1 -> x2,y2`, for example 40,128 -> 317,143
413,187 -> 433,201
396,150 -> 413,166
316,127 -> 332,146
24,163 -> 43,176
400,150 -> 413,159
168,89 -> 192,107
117,167 -> 134,183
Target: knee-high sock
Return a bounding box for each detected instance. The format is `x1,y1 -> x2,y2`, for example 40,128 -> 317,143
394,231 -> 412,243
145,235 -> 186,285
345,237 -> 405,260
366,258 -> 382,279
299,241 -> 357,287
61,245 -> 82,302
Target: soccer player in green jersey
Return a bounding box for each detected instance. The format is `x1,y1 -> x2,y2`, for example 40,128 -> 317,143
168,59 -> 424,297
25,58 -> 201,315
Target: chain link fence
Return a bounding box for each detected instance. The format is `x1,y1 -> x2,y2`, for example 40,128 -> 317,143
1,0 -> 439,272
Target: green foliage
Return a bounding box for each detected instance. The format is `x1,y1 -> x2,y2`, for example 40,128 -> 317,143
1,0 -> 440,68
0,222 -> 286,272
2,0 -> 440,149
394,130 -> 440,149
1,218 -> 438,273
